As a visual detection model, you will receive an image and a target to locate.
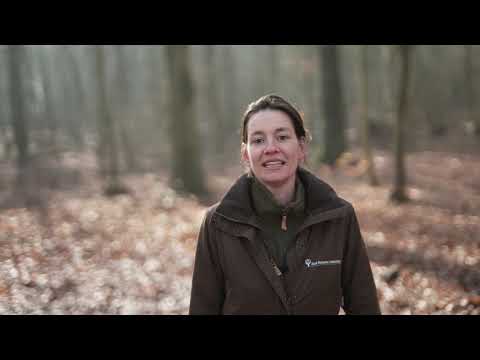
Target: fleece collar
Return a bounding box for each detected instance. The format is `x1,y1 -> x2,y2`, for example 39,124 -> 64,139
250,175 -> 305,217
215,167 -> 348,229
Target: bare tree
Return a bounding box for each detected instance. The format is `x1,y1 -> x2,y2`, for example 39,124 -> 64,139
389,45 -> 412,203
38,46 -> 59,160
320,45 -> 347,166
95,45 -> 128,196
267,45 -> 279,93
7,45 -> 30,186
205,45 -> 224,155
165,45 -> 207,197
465,45 -> 480,136
359,45 -> 379,186
114,45 -> 138,172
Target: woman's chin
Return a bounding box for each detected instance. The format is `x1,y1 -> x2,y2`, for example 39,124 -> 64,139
257,172 -> 293,188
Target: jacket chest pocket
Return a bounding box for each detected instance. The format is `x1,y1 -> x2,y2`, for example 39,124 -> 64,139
307,262 -> 341,284
295,261 -> 342,302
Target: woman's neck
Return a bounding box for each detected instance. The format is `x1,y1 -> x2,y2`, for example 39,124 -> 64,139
262,177 -> 296,207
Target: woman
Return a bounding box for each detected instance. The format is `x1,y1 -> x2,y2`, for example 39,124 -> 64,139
189,94 -> 381,315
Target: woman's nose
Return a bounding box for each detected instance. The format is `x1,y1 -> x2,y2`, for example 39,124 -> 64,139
264,141 -> 280,154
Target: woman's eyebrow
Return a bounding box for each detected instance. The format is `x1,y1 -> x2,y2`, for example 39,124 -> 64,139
250,128 -> 291,137
250,130 -> 265,137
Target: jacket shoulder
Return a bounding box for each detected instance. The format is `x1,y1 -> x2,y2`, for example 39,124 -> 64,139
336,197 -> 358,221
202,202 -> 225,229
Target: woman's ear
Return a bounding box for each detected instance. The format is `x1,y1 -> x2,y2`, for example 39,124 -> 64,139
298,137 -> 307,164
241,142 -> 250,167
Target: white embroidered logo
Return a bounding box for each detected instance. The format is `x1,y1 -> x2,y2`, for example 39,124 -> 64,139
305,259 -> 341,268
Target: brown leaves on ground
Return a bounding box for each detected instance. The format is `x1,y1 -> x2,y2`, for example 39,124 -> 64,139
0,149 -> 479,314
0,170 -> 204,314
319,149 -> 480,315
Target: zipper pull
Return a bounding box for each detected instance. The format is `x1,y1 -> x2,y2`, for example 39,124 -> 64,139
281,213 -> 287,231
270,257 -> 283,276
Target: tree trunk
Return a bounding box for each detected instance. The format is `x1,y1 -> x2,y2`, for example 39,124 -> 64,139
8,45 -> 30,186
267,45 -> 278,93
64,46 -> 85,150
165,45 -> 207,197
95,45 -> 126,195
390,45 -> 411,203
465,45 -> 480,136
39,47 -> 59,160
320,45 -> 347,166
114,45 -> 138,172
359,46 -> 379,186
221,45 -> 239,137
205,45 -> 224,155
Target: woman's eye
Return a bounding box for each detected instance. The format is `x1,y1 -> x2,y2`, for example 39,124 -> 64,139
252,138 -> 264,145
278,135 -> 289,141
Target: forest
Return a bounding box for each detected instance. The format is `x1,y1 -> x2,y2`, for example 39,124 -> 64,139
0,45 -> 479,314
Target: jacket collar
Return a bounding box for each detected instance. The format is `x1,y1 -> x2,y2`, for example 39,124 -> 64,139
215,167 -> 348,230
251,174 -> 305,216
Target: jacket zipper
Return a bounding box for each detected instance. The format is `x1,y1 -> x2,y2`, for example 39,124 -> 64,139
270,256 -> 283,276
281,212 -> 287,231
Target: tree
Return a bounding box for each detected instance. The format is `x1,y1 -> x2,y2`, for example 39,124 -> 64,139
465,45 -> 480,136
359,45 -> 379,186
221,45 -> 239,133
114,45 -> 138,172
94,45 -> 128,196
38,46 -> 59,159
165,45 -> 207,197
205,45 -> 224,155
7,45 -> 30,186
389,45 -> 412,203
266,45 -> 279,93
320,45 -> 347,166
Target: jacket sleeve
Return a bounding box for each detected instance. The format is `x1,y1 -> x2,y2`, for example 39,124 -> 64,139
341,205 -> 381,315
189,209 -> 225,315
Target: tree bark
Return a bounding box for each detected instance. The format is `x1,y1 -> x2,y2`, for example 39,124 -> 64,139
39,47 -> 59,160
390,45 -> 411,203
465,45 -> 480,136
320,45 -> 347,166
359,45 -> 379,186
95,45 -> 125,195
114,45 -> 138,172
165,45 -> 207,197
8,45 -> 30,185
205,45 -> 224,154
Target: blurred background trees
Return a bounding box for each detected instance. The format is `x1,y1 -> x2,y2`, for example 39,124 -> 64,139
0,45 -> 479,202
1,45 -> 480,315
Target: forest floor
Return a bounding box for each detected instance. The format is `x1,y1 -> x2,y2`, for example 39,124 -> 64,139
0,148 -> 479,314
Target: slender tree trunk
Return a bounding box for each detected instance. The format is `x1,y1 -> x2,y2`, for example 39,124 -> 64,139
62,46 -> 85,150
114,45 -> 138,172
165,45 -> 207,196
320,45 -> 347,166
8,45 -> 30,186
267,45 -> 278,93
39,47 -> 59,160
390,45 -> 411,203
465,45 -> 480,136
359,46 -> 379,186
95,45 -> 126,195
0,122 -> 13,161
221,45 -> 238,134
205,45 -> 224,154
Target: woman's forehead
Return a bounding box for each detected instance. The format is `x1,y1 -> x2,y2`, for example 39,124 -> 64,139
247,110 -> 294,133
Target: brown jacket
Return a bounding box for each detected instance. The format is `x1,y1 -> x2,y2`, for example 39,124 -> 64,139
189,168 -> 381,315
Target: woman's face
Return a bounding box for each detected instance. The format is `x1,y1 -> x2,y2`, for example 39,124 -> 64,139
242,109 -> 305,190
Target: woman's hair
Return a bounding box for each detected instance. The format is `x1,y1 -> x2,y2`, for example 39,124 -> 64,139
241,94 -> 311,143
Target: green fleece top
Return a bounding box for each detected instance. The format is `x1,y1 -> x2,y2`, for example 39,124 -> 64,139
250,175 -> 306,274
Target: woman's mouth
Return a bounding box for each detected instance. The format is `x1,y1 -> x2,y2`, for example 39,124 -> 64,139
262,160 -> 286,169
